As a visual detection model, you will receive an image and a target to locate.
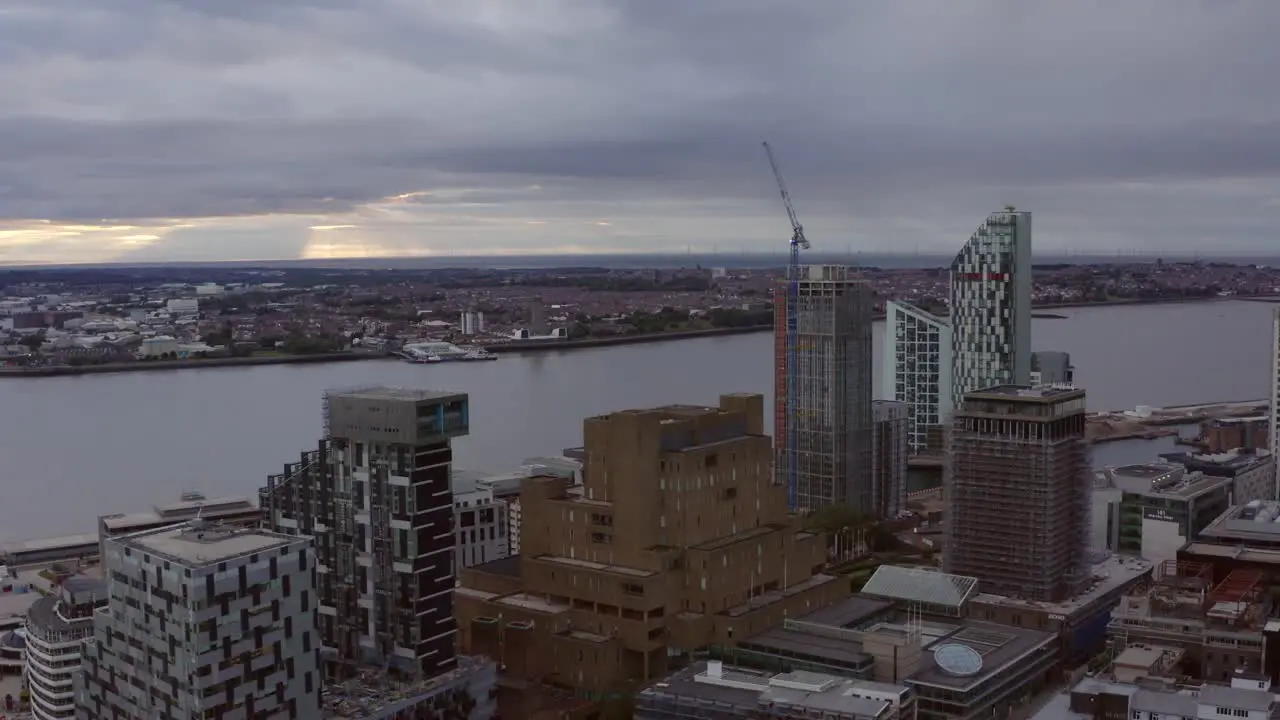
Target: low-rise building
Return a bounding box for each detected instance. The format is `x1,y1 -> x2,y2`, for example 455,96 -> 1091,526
1090,462 -> 1232,563
1032,669 -> 1280,720
1107,560 -> 1269,683
453,474 -> 510,572
97,491 -> 260,559
1161,449 -> 1275,506
1179,500 -> 1280,584
1201,416 -> 1270,454
635,660 -> 912,720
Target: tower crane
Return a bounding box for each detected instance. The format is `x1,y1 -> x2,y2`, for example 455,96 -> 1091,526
763,141 -> 809,511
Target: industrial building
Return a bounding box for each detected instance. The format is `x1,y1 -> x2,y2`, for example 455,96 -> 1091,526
1199,416 -> 1269,454
1030,350 -> 1074,386
949,208 -> 1033,407
1107,560 -> 1273,682
1160,448 -> 1276,506
454,394 -> 847,700
25,575 -> 105,720
871,400 -> 909,518
259,386 -> 467,680
1090,462 -> 1232,564
944,385 -> 1092,603
882,301 -> 952,454
773,265 -> 875,512
75,521 -> 321,718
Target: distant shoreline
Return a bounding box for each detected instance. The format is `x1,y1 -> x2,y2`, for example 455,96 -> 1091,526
0,295 -> 1265,378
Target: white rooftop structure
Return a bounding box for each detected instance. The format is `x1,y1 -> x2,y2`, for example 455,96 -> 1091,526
861,565 -> 979,610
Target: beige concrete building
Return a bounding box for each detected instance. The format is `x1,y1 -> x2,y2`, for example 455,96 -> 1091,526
454,394 -> 848,697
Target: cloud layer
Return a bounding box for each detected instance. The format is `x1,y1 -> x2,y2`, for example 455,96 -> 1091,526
3,1 -> 1280,263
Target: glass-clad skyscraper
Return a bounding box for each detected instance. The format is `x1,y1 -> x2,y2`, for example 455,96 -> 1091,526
949,207 -> 1033,408
883,301 -> 952,453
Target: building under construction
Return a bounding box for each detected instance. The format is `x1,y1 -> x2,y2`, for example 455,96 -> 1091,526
1108,560 -> 1273,681
260,386 -> 469,681
773,265 -> 875,513
943,385 -> 1092,602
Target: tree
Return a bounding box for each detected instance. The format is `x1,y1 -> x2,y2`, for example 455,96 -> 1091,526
18,330 -> 45,352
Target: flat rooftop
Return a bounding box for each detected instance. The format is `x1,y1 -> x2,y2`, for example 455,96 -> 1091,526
101,495 -> 257,531
327,386 -> 465,402
119,522 -> 299,567
0,532 -> 98,559
1198,501 -> 1280,543
1105,466 -> 1229,500
965,385 -> 1084,401
970,553 -> 1153,615
638,661 -> 897,717
910,622 -> 1057,691
1160,449 -> 1270,472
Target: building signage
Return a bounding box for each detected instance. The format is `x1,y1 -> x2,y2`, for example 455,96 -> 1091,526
1143,507 -> 1177,523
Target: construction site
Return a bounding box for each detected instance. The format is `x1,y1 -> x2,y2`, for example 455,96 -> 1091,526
1107,559 -> 1271,681
943,385 -> 1093,603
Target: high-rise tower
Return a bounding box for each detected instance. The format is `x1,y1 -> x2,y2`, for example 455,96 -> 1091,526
1271,307 -> 1280,499
260,386 -> 467,680
949,208 -> 1033,408
944,385 -> 1091,602
773,265 -> 874,512
870,400 -> 909,518
883,300 -> 953,453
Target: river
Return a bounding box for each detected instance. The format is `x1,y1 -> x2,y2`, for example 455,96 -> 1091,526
0,299 -> 1273,540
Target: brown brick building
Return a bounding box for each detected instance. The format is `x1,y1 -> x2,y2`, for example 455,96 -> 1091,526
454,393 -> 848,697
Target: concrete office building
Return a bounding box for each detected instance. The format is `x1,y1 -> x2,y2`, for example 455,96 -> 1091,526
455,394 -> 847,697
883,301 -> 953,453
774,265 -> 875,512
259,386 -> 467,680
949,208 -> 1033,408
871,401 -> 909,519
1030,350 -> 1074,386
75,521 -> 320,719
1090,462 -> 1232,564
26,575 -> 106,720
945,385 -> 1091,602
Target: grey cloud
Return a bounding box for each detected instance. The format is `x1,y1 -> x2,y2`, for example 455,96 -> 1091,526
2,0 -> 1280,257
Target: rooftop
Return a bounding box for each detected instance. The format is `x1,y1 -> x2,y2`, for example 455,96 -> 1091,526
326,386 -> 465,403
1199,501 -> 1280,543
0,532 -> 98,560
910,622 -> 1057,691
100,493 -> 257,531
638,661 -> 900,717
964,384 -> 1084,401
1031,677 -> 1277,720
1160,448 -> 1270,472
1103,465 -> 1229,499
118,521 -> 301,567
972,553 -> 1153,615
860,565 -> 979,609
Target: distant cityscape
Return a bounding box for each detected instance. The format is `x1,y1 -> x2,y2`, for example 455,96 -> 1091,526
1,255 -> 1277,373
4,210 -> 1280,719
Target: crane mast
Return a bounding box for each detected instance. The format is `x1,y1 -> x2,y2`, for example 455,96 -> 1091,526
763,141 -> 808,511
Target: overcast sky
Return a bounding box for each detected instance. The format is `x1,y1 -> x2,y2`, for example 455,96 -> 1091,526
2,1 -> 1278,264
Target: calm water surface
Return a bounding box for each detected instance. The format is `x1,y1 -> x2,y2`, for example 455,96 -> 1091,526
0,299 -> 1272,540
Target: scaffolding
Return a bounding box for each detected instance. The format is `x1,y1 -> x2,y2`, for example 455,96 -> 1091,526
944,389 -> 1091,602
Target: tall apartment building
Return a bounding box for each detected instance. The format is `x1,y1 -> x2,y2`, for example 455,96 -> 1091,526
871,400 -> 909,519
944,385 -> 1091,602
75,521 -> 320,719
26,575 -> 106,720
1271,306 -> 1280,499
1030,350 -> 1074,386
774,265 -> 874,512
455,394 -> 846,696
882,300 -> 952,453
259,387 -> 466,680
949,208 -> 1033,408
